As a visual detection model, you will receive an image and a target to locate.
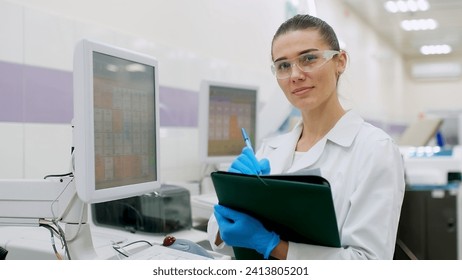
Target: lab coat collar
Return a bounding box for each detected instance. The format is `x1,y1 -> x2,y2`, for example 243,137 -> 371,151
264,123 -> 302,173
265,110 -> 364,173
267,110 -> 363,149
325,110 -> 364,147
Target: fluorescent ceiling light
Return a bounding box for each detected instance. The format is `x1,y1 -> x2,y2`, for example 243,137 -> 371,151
416,0 -> 430,11
385,0 -> 429,13
401,19 -> 438,31
420,44 -> 452,55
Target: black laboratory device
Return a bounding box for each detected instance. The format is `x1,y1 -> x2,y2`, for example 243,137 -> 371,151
91,184 -> 192,234
0,246 -> 8,260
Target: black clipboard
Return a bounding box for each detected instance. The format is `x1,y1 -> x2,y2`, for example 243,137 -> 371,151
211,171 -> 340,259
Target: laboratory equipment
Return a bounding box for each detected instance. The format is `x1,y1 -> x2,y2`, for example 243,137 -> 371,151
0,177 -> 74,226
73,39 -> 161,204
193,81 -> 259,225
68,39 -> 163,259
126,243 -> 211,260
198,80 -> 259,165
0,246 -> 7,260
396,145 -> 462,259
401,146 -> 462,186
0,39 -> 166,259
398,118 -> 442,147
426,110 -> 462,146
395,185 -> 458,259
92,184 -> 192,234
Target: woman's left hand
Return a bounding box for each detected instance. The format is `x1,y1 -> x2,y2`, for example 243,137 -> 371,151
214,204 -> 280,259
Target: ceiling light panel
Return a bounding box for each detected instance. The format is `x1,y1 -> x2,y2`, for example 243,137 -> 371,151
401,19 -> 438,31
420,44 -> 452,55
385,0 -> 430,13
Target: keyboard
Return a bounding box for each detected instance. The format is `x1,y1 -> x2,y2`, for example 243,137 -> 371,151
126,244 -> 212,260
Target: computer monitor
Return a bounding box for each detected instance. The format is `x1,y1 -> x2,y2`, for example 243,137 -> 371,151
198,80 -> 259,165
0,40 -> 161,259
73,39 -> 161,204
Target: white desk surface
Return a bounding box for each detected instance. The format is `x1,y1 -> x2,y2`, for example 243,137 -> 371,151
0,222 -> 211,260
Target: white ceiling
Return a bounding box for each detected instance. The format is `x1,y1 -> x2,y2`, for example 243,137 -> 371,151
342,0 -> 462,60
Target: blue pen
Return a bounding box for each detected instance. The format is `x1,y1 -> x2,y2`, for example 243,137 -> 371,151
241,128 -> 254,153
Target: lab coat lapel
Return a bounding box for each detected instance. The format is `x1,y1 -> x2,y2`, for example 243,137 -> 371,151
264,122 -> 302,174
286,138 -> 326,173
263,110 -> 364,174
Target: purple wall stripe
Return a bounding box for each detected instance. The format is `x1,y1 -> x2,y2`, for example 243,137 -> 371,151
23,64 -> 73,123
0,61 -> 24,122
159,86 -> 198,127
0,60 -> 198,127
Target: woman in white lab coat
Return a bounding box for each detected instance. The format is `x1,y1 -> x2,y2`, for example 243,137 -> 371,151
207,14 -> 405,260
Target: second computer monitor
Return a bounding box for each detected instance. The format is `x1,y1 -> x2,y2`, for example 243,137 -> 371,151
198,81 -> 259,165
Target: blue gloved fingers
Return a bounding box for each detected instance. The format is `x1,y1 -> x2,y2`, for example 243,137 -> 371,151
214,205 -> 232,225
214,204 -> 280,259
228,147 -> 261,174
214,205 -> 251,246
228,147 -> 272,175
214,205 -> 240,245
228,154 -> 257,174
214,204 -> 245,221
241,147 -> 262,174
259,158 -> 271,175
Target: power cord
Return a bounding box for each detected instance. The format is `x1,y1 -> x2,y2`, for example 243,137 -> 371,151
112,240 -> 155,258
39,219 -> 71,260
39,223 -> 63,260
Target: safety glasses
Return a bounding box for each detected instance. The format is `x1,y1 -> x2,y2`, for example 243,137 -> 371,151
271,50 -> 340,79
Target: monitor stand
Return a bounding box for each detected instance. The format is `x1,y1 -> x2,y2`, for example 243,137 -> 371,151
61,189 -> 98,260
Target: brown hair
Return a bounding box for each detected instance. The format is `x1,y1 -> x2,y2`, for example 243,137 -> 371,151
271,14 -> 340,58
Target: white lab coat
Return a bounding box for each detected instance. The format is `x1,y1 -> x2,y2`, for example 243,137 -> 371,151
208,110 -> 405,259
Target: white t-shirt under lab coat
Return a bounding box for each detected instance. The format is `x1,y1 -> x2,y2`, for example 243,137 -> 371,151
207,110 -> 406,260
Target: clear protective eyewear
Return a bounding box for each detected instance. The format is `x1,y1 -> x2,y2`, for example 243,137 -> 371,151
271,50 -> 340,79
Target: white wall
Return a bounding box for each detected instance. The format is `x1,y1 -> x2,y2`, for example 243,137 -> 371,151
404,57 -> 462,120
2,0 -> 461,182
0,0 -> 293,181
321,0 -> 462,125
315,0 -> 406,124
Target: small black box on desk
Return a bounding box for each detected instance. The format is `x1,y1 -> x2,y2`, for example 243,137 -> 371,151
91,184 -> 192,234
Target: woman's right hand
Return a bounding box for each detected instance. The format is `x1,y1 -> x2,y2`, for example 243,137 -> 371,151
228,147 -> 270,175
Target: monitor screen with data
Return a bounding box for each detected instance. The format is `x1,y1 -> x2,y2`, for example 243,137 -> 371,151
198,81 -> 258,164
73,39 -> 160,204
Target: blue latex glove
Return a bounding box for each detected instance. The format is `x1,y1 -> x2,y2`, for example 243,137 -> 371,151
228,147 -> 271,175
214,204 -> 280,259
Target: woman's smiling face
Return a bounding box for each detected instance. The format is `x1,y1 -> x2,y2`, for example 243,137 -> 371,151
271,29 -> 346,113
